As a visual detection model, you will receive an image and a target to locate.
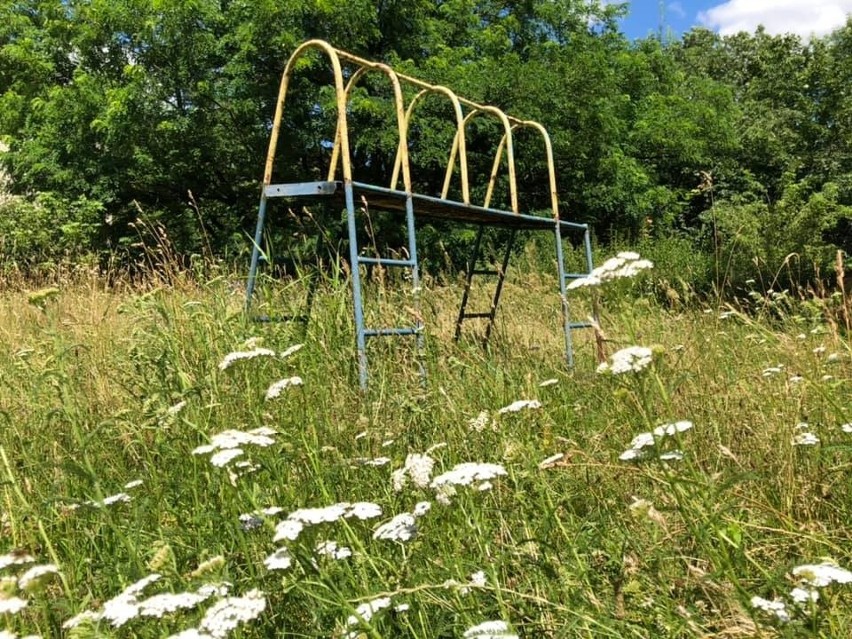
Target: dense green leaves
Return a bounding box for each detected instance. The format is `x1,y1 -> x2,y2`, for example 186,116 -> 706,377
0,1 -> 850,285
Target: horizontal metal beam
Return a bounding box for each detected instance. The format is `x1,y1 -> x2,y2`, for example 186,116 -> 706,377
357,256 -> 416,268
364,327 -> 420,337
264,181 -> 338,198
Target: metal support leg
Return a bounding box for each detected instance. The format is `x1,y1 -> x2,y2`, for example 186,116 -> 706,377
344,181 -> 369,389
555,222 -> 574,368
245,193 -> 268,311
405,194 -> 425,381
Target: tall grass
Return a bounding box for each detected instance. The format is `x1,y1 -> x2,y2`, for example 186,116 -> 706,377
0,254 -> 850,638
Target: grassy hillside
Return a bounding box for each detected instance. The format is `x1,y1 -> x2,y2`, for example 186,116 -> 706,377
0,259 -> 850,638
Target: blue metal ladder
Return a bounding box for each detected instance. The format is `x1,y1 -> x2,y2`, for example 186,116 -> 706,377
554,222 -> 597,367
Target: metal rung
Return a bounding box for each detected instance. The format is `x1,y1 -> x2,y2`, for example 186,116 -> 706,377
563,272 -> 591,279
462,312 -> 493,319
472,269 -> 499,276
568,322 -> 593,329
357,256 -> 415,268
364,327 -> 419,337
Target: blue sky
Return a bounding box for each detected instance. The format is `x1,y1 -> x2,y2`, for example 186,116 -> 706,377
615,0 -> 852,40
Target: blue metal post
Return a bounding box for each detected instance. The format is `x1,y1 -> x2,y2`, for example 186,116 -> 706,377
245,193 -> 268,311
583,226 -> 594,274
554,222 -> 574,368
344,181 -> 369,389
405,194 -> 425,381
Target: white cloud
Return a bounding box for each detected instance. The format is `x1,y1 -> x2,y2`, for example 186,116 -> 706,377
699,0 -> 852,38
668,2 -> 687,20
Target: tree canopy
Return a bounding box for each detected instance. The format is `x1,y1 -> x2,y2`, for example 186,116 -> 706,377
1,0 -> 850,286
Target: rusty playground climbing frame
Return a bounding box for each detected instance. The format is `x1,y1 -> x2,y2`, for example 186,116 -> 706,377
245,39 -> 595,388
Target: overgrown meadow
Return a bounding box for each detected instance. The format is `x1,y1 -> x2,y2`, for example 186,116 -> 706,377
1,254 -> 850,638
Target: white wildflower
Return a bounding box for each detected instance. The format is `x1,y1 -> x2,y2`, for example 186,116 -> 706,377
826,352 -> 840,362
469,571 -> 487,587
315,541 -> 352,560
430,463 -> 507,489
628,432 -> 656,449
841,423 -> 852,433
598,346 -> 654,375
477,481 -> 493,491
356,457 -> 391,467
0,552 -> 34,570
210,448 -> 244,467
63,609 -> 102,629
538,378 -> 559,387
789,586 -> 819,604
218,347 -> 276,370
652,420 -> 693,437
497,399 -> 541,414
373,513 -> 417,542
346,596 -> 392,627
392,453 -> 435,491
279,344 -> 304,359
17,564 -> 59,591
139,592 -> 208,617
617,251 -> 640,260
382,439 -> 394,447
0,597 -> 28,614
413,501 -> 431,517
659,450 -> 684,461
792,432 -> 819,446
394,603 -> 410,612
199,589 -> 266,637
124,479 -> 143,490
289,504 -> 349,525
263,548 -> 292,571
273,519 -> 304,542
750,596 -> 790,623
463,619 -> 518,638
346,502 -> 383,520
618,448 -> 649,461
789,375 -> 804,384
538,453 -> 564,469
468,410 -> 492,432
792,562 -> 852,587
166,400 -> 187,417
265,377 -> 303,400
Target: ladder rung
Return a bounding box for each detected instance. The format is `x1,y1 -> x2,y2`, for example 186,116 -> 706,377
471,269 -> 499,276
358,256 -> 415,268
568,322 -> 593,329
563,272 -> 591,279
462,312 -> 493,319
364,327 -> 419,337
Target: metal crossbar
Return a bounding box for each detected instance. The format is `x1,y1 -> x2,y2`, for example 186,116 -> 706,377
245,39 -> 597,388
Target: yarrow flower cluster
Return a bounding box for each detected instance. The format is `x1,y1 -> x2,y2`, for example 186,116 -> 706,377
619,421 -> 693,462
497,399 -> 541,414
342,596 -> 393,639
430,462 -> 507,504
192,427 -> 277,470
751,561 -> 852,625
792,422 -> 820,446
373,502 -> 431,543
597,346 -> 654,375
263,501 -> 384,571
0,551 -> 60,623
391,453 -> 435,492
566,251 -> 653,290
463,620 -> 519,638
265,377 -> 303,400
